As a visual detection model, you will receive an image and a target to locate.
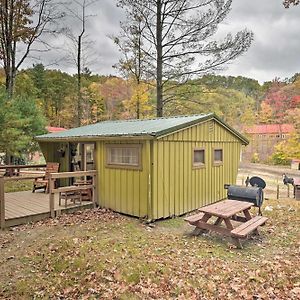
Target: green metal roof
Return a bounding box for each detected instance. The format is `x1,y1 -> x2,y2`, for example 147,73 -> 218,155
36,113 -> 248,144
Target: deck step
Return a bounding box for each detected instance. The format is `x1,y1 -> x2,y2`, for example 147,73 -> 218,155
231,216 -> 268,238
184,212 -> 205,224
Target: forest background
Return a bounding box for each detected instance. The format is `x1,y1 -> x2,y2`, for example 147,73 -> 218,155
0,0 -> 299,165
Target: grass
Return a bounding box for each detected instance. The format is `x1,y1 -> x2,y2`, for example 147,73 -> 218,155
4,179 -> 33,193
0,198 -> 299,299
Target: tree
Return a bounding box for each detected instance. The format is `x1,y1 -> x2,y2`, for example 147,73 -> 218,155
98,77 -> 131,120
283,0 -> 299,7
258,102 -> 273,124
118,0 -> 253,117
0,91 -> 46,163
113,12 -> 149,119
271,133 -> 300,165
64,0 -> 98,126
122,81 -> 153,119
0,0 -> 63,97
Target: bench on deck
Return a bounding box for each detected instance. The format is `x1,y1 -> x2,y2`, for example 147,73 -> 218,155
231,216 -> 268,239
58,185 -> 93,208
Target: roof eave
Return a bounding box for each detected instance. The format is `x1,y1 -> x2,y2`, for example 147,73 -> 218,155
36,134 -> 155,143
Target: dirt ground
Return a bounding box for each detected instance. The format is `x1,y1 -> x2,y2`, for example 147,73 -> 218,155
0,163 -> 299,299
237,162 -> 300,199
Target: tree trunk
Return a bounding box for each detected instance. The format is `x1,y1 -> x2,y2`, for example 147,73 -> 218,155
77,33 -> 82,127
156,0 -> 163,117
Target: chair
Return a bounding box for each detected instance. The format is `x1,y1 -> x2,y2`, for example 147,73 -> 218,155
32,162 -> 60,193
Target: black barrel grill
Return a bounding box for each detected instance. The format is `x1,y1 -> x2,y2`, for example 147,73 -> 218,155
227,185 -> 264,208
224,176 -> 266,215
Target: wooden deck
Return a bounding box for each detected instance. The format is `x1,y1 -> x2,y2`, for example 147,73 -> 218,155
4,190 -> 93,227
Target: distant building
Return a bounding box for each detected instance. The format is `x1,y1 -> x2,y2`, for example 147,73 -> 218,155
242,124 -> 295,162
46,126 -> 67,133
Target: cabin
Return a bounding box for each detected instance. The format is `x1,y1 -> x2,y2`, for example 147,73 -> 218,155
36,113 -> 248,220
242,124 -> 295,162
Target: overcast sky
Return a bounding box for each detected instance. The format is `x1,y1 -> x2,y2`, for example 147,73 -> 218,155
33,0 -> 300,84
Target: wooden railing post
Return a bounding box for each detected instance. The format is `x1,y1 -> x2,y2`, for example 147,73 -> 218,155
0,176 -> 5,229
49,175 -> 55,218
92,173 -> 97,208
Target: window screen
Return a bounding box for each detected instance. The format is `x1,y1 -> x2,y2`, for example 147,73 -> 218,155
106,145 -> 142,169
193,149 -> 205,167
214,149 -> 223,164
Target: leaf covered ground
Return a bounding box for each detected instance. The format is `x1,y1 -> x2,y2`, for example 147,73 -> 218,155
0,199 -> 299,299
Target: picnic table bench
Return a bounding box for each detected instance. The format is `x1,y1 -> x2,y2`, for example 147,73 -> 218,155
184,199 -> 268,248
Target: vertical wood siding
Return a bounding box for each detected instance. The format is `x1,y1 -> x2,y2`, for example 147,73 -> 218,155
96,140 -> 150,218
39,142 -> 69,172
151,120 -> 241,219
39,142 -> 70,186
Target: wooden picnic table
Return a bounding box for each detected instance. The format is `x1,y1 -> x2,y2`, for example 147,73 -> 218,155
185,199 -> 268,248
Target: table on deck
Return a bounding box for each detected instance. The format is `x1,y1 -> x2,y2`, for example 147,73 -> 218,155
185,199 -> 268,248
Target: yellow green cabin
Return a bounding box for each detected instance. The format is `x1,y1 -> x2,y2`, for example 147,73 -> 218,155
36,113 -> 248,220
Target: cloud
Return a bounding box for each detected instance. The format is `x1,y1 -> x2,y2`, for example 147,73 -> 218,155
20,0 -> 300,83
220,0 -> 300,82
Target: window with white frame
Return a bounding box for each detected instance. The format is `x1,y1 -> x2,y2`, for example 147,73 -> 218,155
106,144 -> 142,169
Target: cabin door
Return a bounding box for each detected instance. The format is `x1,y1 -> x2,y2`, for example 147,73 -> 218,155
70,143 -> 95,172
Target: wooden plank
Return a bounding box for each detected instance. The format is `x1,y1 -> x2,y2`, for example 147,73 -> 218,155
52,185 -> 94,193
231,216 -> 268,238
49,170 -> 96,179
199,200 -> 253,218
0,164 -> 46,170
49,179 -> 55,218
4,175 -> 45,182
194,220 -> 232,237
4,190 -> 92,222
184,212 -> 205,224
0,176 -> 5,229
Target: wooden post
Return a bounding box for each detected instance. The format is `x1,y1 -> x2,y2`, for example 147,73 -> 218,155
0,176 -> 5,229
277,184 -> 279,199
49,176 -> 55,218
92,174 -> 97,208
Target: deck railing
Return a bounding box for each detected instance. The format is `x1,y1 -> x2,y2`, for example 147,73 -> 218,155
0,174 -> 45,229
48,170 -> 98,218
0,176 -> 4,229
0,164 -> 47,177
0,170 -> 98,229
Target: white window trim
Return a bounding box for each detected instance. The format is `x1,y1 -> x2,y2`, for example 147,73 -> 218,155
105,144 -> 142,170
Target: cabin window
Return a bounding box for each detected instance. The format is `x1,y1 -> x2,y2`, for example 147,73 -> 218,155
106,144 -> 142,170
193,148 -> 205,168
213,149 -> 223,165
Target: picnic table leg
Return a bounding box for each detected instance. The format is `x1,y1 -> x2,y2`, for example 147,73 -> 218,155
243,209 -> 252,221
214,217 -> 223,226
224,218 -> 233,230
192,214 -> 211,236
232,238 -> 243,249
224,218 -> 243,249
